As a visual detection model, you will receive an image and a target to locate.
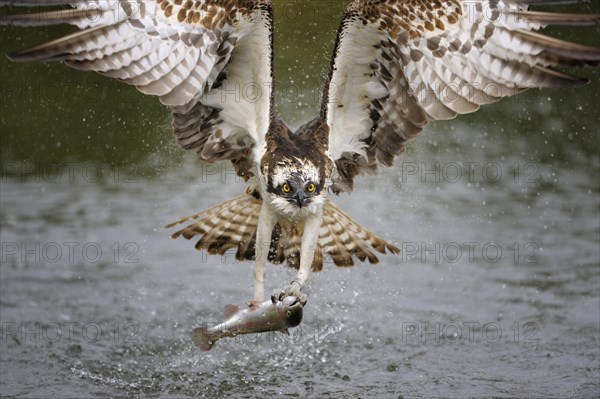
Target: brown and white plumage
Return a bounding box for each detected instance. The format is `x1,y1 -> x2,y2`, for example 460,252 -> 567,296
166,188 -> 399,271
2,0 -> 599,303
2,0 -> 273,178
321,0 -> 600,192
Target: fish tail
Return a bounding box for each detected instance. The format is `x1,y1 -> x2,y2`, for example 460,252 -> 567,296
192,327 -> 214,351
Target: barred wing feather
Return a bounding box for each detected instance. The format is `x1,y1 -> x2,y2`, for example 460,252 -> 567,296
322,0 -> 600,193
1,0 -> 274,178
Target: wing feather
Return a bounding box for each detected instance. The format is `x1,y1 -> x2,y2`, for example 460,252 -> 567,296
167,194 -> 398,271
1,0 -> 274,179
322,0 -> 600,193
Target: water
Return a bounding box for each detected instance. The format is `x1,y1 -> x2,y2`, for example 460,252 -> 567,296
1,1 -> 599,398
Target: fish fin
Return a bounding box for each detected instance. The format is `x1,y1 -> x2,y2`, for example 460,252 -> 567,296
192,327 -> 214,351
279,328 -> 290,336
224,304 -> 240,319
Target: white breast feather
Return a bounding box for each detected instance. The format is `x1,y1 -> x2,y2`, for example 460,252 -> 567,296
268,193 -> 326,221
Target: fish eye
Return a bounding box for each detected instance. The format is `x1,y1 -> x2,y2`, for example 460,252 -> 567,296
282,183 -> 291,193
306,183 -> 316,193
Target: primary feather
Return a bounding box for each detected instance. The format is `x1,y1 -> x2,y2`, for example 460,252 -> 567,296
2,0 -> 274,179
321,0 -> 600,193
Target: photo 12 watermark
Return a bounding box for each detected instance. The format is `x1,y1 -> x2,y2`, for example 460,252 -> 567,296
1,161 -> 140,184
1,241 -> 140,266
1,321 -> 140,345
399,161 -> 539,185
401,321 -> 540,344
400,241 -> 540,265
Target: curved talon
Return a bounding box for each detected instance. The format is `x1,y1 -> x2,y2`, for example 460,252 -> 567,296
274,280 -> 305,304
298,293 -> 308,307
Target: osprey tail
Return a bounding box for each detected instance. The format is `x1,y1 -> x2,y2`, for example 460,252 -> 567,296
166,190 -> 399,271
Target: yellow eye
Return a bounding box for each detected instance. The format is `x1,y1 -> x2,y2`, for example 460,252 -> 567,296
307,183 -> 315,193
282,183 -> 291,193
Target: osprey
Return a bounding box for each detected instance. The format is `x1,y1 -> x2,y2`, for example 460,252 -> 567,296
3,0 -> 599,306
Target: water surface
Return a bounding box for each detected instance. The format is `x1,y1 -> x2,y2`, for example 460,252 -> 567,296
1,1 -> 599,398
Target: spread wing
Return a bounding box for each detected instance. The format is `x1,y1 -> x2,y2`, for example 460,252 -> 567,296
1,0 -> 274,179
322,0 -> 600,193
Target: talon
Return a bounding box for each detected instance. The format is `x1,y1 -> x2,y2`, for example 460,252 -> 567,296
270,294 -> 277,304
299,293 -> 308,307
276,281 -> 304,303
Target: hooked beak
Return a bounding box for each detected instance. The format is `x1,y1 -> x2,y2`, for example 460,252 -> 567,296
294,190 -> 308,208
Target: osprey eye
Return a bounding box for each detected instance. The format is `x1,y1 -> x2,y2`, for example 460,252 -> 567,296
307,183 -> 316,193
282,183 -> 291,193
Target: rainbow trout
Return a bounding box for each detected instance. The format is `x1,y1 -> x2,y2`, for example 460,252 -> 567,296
192,296 -> 304,351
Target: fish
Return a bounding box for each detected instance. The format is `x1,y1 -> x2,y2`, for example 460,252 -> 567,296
192,296 -> 304,351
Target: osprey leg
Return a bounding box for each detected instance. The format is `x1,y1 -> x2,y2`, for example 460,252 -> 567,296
297,210 -> 323,284
253,203 -> 277,303
275,210 -> 322,305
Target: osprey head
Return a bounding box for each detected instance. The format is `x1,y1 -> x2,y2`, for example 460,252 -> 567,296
267,159 -> 325,216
